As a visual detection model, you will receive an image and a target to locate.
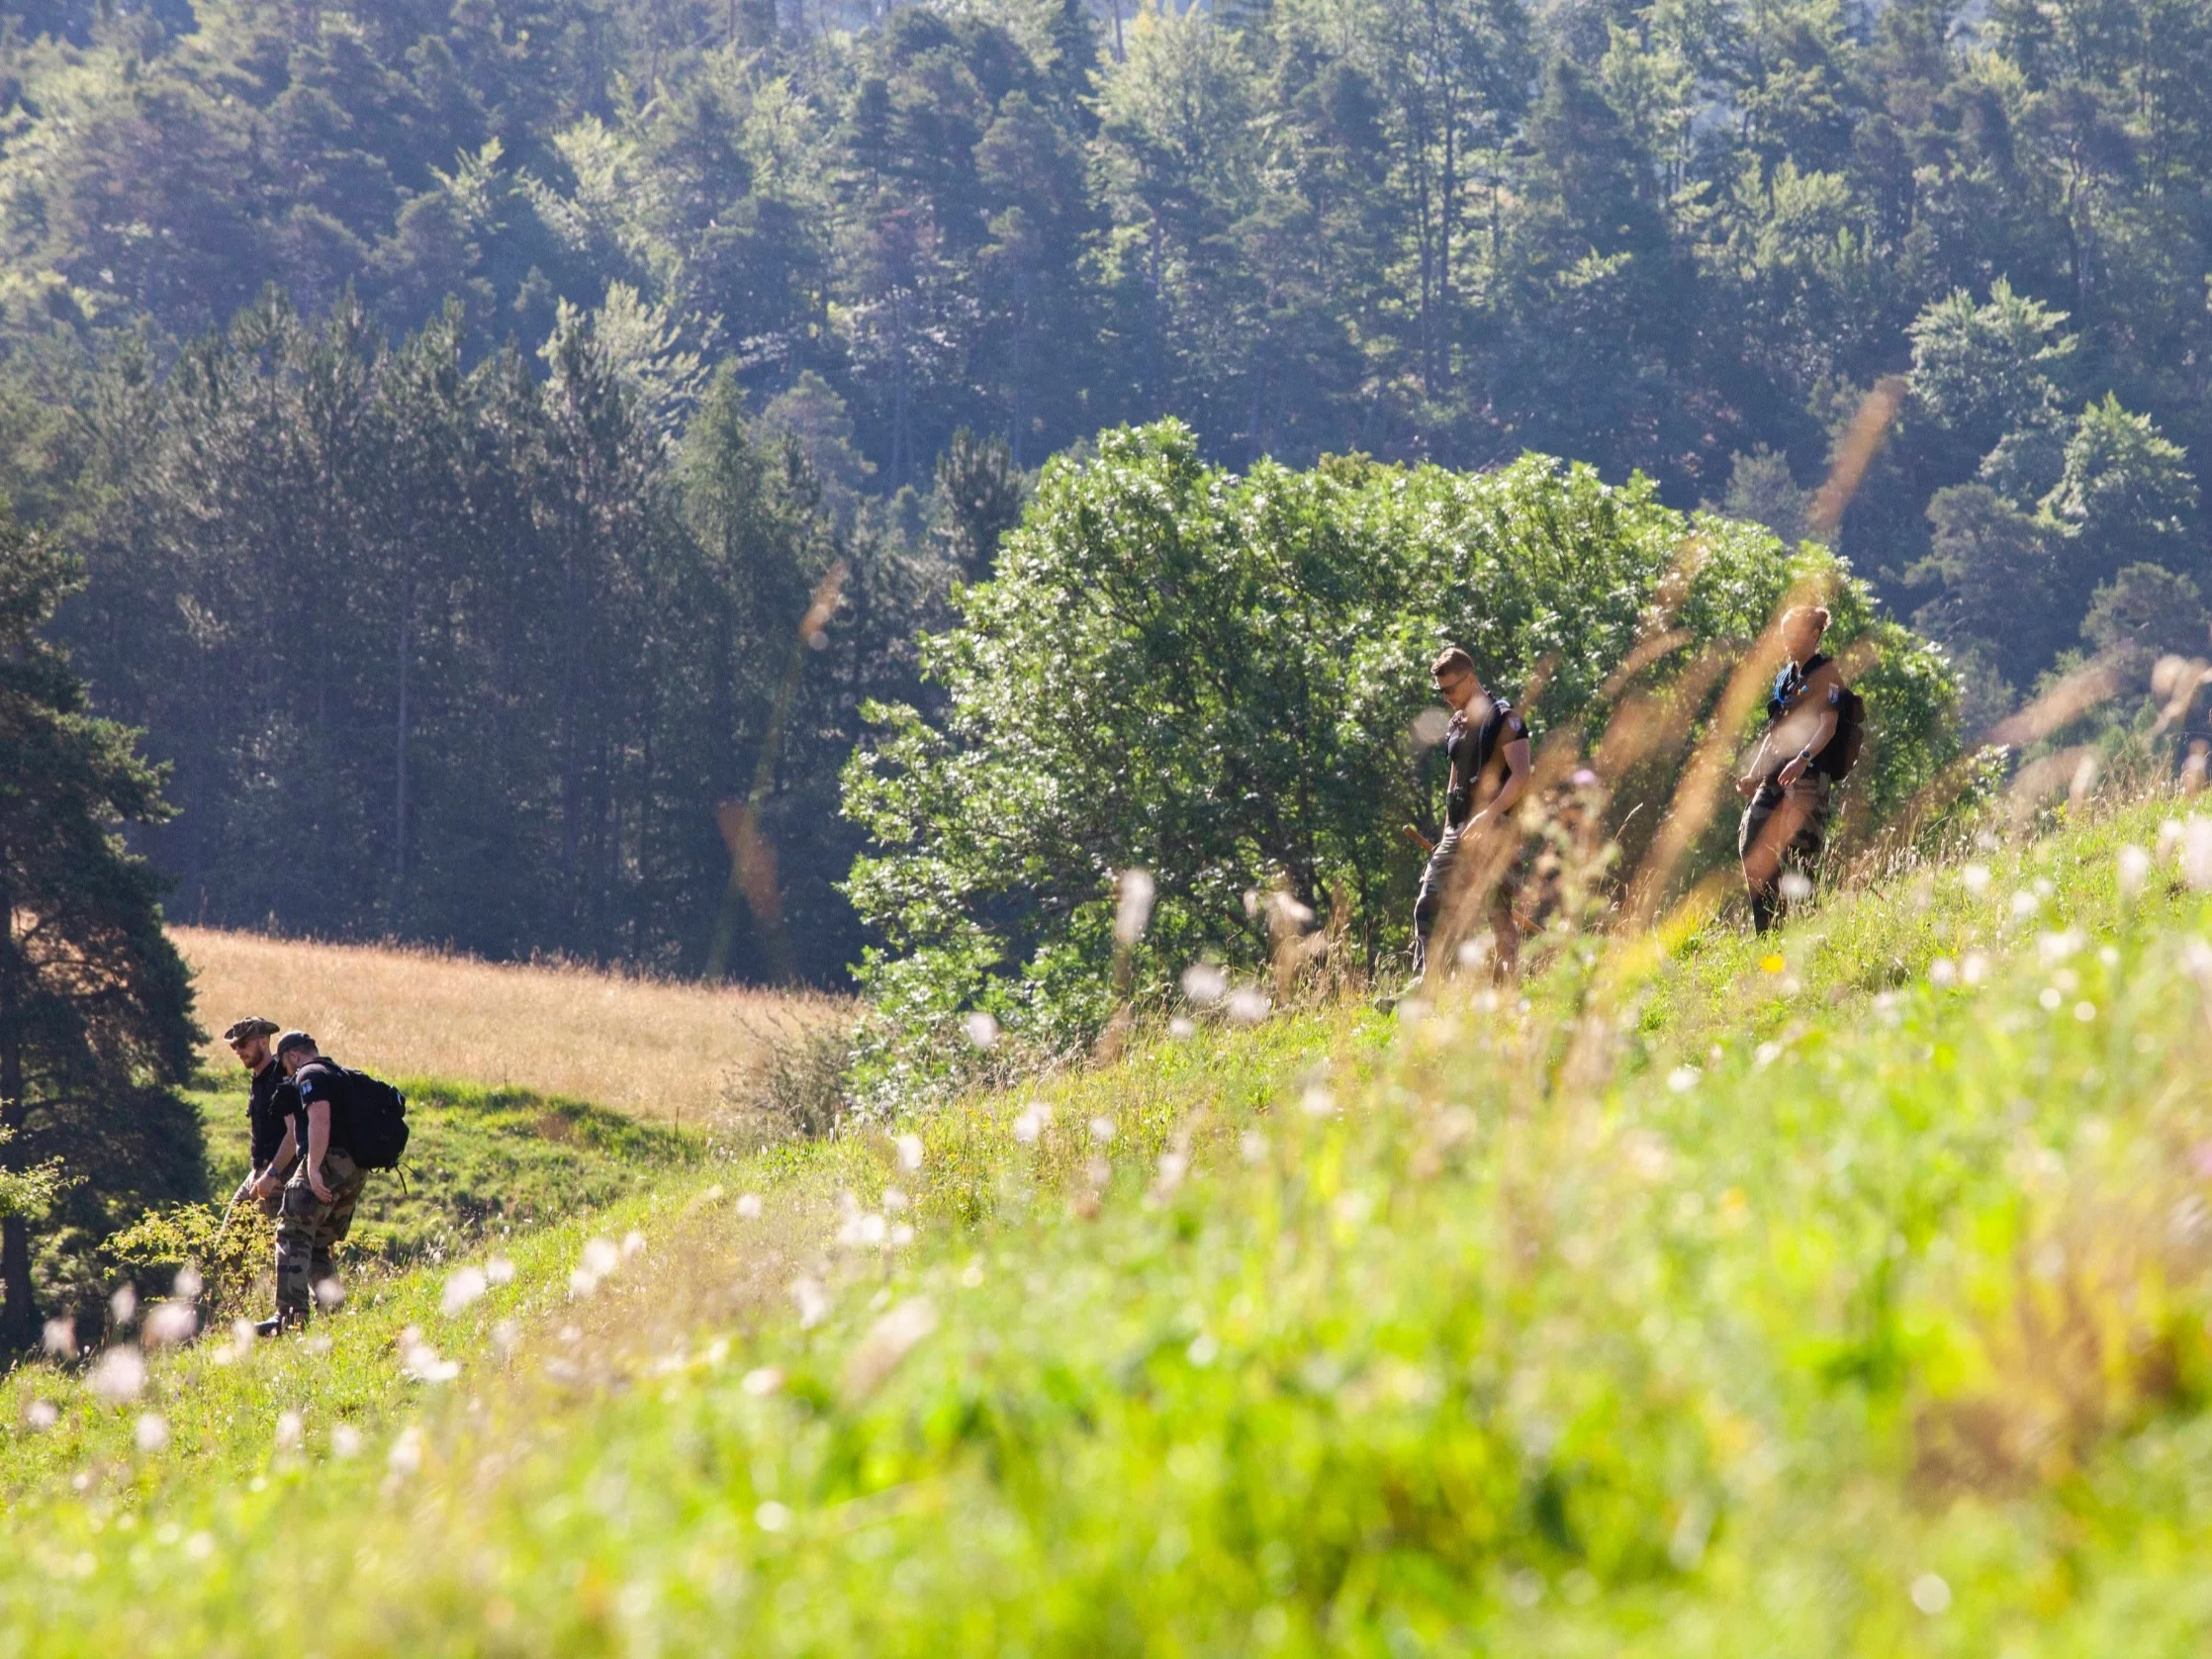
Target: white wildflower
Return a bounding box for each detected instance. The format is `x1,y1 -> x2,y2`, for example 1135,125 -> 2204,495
2038,930 -> 2084,968
88,1345 -> 146,1403
789,1277 -> 830,1330
1180,963 -> 1228,1007
2118,844 -> 2152,899
2186,819 -> 2212,891
142,1302 -> 198,1348
441,1266 -> 489,1317
1225,986 -> 1271,1025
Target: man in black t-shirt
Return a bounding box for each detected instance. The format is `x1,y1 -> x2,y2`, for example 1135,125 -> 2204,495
222,1017 -> 292,1220
1735,604 -> 1844,934
267,1031 -> 370,1330
1412,645 -> 1532,983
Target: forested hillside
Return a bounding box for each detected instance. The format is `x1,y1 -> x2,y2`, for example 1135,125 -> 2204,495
0,0 -> 2206,975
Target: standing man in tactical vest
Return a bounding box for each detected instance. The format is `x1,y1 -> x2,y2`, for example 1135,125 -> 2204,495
269,1031 -> 370,1331
1736,604 -> 1851,934
1412,646 -> 1532,983
223,1017 -> 292,1221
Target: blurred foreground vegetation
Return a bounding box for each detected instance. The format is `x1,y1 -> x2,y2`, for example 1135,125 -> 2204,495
4,794 -> 2212,1650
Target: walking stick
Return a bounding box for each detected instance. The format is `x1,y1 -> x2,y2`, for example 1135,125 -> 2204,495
215,1174 -> 255,1239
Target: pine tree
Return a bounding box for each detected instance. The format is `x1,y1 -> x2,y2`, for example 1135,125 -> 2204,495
0,507 -> 196,1350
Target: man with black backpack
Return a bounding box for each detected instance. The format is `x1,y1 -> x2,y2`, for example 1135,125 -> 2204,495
267,1031 -> 408,1331
1735,604 -> 1865,934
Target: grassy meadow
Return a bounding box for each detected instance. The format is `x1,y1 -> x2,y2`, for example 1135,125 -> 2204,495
188,1075 -> 699,1265
6,800 -> 2212,1651
174,926 -> 847,1133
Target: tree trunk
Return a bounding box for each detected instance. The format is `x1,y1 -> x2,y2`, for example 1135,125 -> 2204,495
1438,78 -> 1456,395
0,881 -> 35,1351
394,577 -> 411,894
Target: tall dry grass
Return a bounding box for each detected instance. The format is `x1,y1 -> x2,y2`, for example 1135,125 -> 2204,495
174,927 -> 849,1131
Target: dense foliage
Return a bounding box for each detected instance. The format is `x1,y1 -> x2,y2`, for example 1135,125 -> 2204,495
844,422 -> 1959,1072
0,0 -> 2202,977
49,293 -> 954,978
0,507 -> 200,1348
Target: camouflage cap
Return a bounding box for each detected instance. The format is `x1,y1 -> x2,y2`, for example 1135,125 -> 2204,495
222,1017 -> 281,1044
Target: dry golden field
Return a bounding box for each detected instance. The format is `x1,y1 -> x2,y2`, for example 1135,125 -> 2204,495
173,926 -> 848,1129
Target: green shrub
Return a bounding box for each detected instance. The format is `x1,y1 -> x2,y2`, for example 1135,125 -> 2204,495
843,422 -> 1959,1098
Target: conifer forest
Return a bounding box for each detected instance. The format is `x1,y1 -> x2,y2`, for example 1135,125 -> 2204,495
0,0 -> 2204,980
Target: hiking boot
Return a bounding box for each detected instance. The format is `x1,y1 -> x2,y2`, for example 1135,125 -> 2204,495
254,1317 -> 286,1338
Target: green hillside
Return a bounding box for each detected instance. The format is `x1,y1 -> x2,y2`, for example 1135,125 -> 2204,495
189,1077 -> 700,1261
8,799 -> 2212,1654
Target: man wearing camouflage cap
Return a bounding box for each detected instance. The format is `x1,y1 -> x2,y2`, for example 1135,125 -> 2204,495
223,1018 -> 293,1223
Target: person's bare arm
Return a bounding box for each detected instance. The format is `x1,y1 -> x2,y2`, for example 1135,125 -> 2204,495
305,1101 -> 333,1203
1486,736 -> 1532,817
1738,731 -> 1774,797
252,1123 -> 298,1199
1775,663 -> 1843,787
1775,709 -> 1838,787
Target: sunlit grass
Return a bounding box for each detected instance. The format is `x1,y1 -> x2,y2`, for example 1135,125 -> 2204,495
8,800 -> 2212,1652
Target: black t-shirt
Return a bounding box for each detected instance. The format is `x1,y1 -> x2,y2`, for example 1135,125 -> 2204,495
247,1060 -> 292,1170
1443,696 -> 1528,830
288,1059 -> 350,1153
1766,652 -> 1848,783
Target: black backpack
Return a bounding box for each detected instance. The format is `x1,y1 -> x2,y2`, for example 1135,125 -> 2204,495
305,1062 -> 410,1170
1829,684 -> 1867,779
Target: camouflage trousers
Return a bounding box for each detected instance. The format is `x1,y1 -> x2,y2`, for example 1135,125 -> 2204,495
1411,824 -> 1526,978
1738,773 -> 1832,936
274,1150 -> 367,1322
